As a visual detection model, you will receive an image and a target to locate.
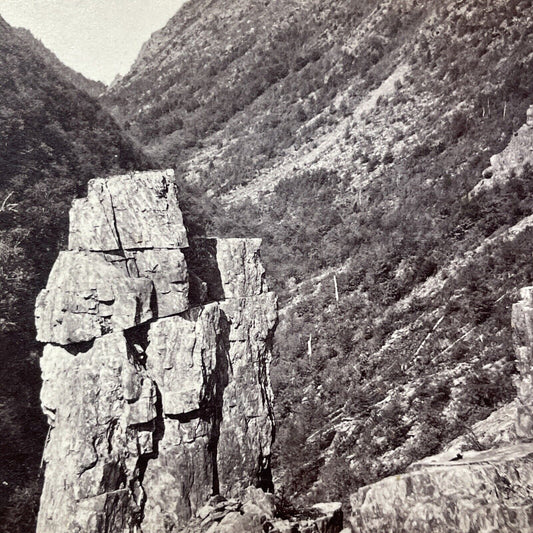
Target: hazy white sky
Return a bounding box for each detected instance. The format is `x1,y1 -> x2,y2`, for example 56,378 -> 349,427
0,0 -> 187,84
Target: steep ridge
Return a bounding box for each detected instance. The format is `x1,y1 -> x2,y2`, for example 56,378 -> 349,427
13,27 -> 106,97
35,170 -> 278,532
0,14 -> 149,532
103,0 -> 381,158
102,0 -> 533,509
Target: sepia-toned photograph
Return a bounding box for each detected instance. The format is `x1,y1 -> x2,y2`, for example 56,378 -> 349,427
1,0 -> 533,531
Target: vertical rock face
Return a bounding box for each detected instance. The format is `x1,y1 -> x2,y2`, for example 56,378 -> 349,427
512,286 -> 533,439
35,170 -> 277,533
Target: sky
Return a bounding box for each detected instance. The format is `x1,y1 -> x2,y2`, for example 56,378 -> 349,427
0,0 -> 187,84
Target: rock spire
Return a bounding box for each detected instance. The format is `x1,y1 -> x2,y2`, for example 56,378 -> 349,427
35,170 -> 277,532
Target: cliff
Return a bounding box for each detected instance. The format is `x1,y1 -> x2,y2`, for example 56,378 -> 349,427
347,286 -> 533,532
34,170 -> 278,532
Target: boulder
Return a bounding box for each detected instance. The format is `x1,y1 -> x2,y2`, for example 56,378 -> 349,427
527,105 -> 533,127
243,486 -> 276,520
310,502 -> 344,533
216,511 -> 260,532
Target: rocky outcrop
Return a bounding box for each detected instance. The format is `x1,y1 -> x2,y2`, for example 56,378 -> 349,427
68,170 -> 188,251
512,286 -> 533,439
35,170 -> 277,533
471,104 -> 533,196
184,489 -> 343,533
35,251 -> 154,344
350,444 -> 533,533
347,287 -> 533,532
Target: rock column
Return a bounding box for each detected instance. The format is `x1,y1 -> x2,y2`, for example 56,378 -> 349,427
35,170 -> 277,532
512,286 -> 533,438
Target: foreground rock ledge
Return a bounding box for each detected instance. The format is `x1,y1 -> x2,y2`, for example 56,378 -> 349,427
35,170 -> 278,533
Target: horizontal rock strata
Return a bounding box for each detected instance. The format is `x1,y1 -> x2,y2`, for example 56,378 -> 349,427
35,170 -> 277,533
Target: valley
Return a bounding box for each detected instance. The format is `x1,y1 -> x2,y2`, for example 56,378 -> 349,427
2,0 -> 533,531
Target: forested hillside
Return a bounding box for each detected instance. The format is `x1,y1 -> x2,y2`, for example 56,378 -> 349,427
0,16 -> 149,532
105,0 -> 533,508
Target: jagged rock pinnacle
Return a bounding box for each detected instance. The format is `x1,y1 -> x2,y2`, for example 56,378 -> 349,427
35,169 -> 277,532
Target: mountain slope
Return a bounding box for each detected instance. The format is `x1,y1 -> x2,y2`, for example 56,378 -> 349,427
103,0 -> 533,508
14,27 -> 106,97
102,0 -> 382,158
0,15 -> 150,533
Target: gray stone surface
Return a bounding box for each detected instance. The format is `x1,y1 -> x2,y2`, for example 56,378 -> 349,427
126,248 -> 189,317
513,286 -> 533,439
216,238 -> 266,298
141,418 -> 214,532
68,169 -> 188,252
106,170 -> 188,250
349,444 -> 533,533
35,251 -> 153,345
36,170 -> 278,533
37,333 -> 157,533
218,293 -> 277,495
146,304 -> 220,416
68,179 -> 120,251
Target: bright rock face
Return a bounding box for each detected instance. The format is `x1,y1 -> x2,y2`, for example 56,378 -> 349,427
471,104 -> 533,196
216,238 -> 266,298
350,444 -> 533,533
512,286 -> 533,438
35,170 -> 277,533
68,170 -> 188,251
35,251 -> 154,344
218,293 -> 277,495
347,286 -> 533,533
